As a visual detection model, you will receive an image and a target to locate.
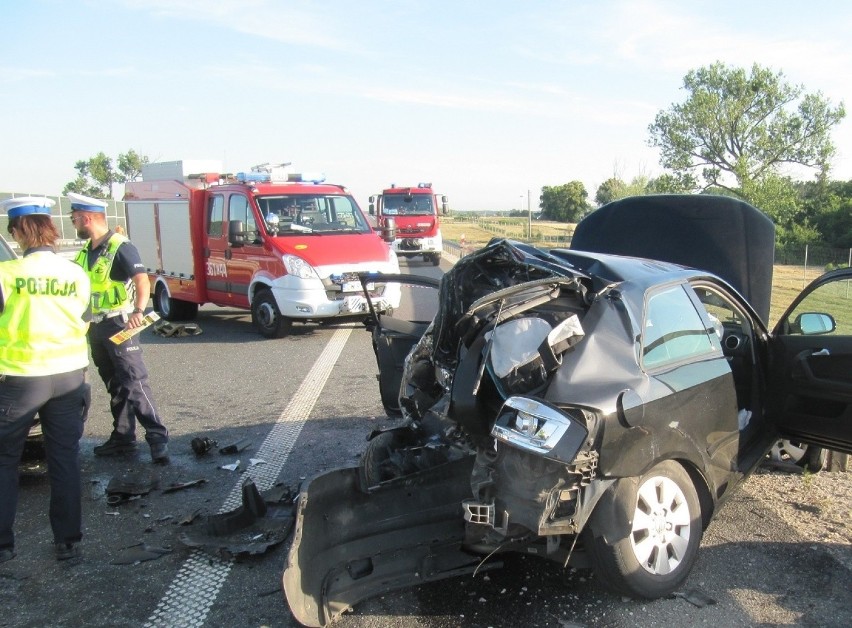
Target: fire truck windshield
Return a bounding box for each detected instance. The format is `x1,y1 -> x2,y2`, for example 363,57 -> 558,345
256,195 -> 371,235
382,195 -> 434,216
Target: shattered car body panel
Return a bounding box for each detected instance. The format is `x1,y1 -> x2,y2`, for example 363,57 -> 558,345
283,195 -> 852,626
179,480 -> 295,560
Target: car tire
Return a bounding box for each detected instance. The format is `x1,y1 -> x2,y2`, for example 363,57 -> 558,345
362,431 -> 404,485
251,290 -> 292,338
586,460 -> 702,599
154,284 -> 199,321
768,440 -> 827,472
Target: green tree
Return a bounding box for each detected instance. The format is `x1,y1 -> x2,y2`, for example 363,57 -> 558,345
540,181 -> 589,222
798,179 -> 852,248
741,174 -> 812,244
595,175 -> 670,205
648,62 -> 845,196
595,177 -> 628,206
117,149 -> 148,183
63,149 -> 149,198
646,172 -> 697,194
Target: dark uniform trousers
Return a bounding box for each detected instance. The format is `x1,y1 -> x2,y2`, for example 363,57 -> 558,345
0,369 -> 90,549
88,317 -> 168,445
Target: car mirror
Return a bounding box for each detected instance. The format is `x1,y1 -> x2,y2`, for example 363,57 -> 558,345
228,220 -> 245,247
381,217 -> 397,243
793,312 -> 836,335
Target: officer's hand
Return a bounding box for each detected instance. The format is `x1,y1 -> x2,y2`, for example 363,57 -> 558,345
126,311 -> 145,329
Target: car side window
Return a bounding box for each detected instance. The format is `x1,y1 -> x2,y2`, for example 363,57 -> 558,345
784,277 -> 852,336
642,284 -> 715,369
228,194 -> 257,237
207,194 -> 225,237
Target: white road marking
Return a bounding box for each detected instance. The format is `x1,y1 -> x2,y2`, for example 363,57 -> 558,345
144,327 -> 353,627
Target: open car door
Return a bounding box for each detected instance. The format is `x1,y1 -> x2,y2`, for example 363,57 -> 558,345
359,273 -> 441,416
768,267 -> 852,454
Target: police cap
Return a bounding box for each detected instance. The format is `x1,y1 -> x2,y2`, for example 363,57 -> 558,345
0,196 -> 56,218
67,192 -> 108,213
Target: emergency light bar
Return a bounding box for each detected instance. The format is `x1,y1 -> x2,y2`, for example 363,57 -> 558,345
417,182 -> 432,188
236,172 -> 271,183
288,173 -> 326,184
233,171 -> 327,184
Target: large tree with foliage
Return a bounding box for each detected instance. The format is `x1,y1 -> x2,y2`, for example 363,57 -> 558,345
648,62 -> 845,196
798,179 -> 852,249
63,149 -> 149,198
540,181 -> 589,222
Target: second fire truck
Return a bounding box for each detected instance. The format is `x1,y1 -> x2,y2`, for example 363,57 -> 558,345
369,183 -> 448,266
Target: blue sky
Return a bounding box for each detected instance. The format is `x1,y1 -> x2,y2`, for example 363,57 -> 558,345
2,0 -> 851,210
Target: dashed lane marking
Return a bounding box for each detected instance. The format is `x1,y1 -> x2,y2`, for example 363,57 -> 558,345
144,327 -> 353,627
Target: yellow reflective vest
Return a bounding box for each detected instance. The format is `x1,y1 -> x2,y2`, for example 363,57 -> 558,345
0,251 -> 91,376
73,233 -> 131,315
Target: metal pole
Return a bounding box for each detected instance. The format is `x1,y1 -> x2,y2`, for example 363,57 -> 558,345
803,244 -> 808,290
527,189 -> 532,239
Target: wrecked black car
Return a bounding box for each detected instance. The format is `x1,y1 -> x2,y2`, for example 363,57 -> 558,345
283,195 -> 852,627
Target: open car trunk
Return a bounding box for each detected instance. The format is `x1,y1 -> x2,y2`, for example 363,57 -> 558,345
570,194 -> 775,323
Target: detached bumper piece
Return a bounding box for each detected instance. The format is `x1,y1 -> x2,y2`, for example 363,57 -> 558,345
283,456 -> 496,628
179,480 -> 295,560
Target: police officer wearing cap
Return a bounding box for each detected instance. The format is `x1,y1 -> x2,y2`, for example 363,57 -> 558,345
68,193 -> 170,464
0,197 -> 91,563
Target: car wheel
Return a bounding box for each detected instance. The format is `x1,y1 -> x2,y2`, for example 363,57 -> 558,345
154,284 -> 198,321
251,290 -> 292,338
362,431 -> 404,486
154,284 -> 173,319
768,440 -> 827,472
586,460 -> 702,599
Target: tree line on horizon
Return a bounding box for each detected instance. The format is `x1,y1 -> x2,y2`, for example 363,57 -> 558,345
65,62 -> 851,250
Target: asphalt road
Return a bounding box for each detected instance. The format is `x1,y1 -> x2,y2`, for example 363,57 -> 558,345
2,258 -> 850,628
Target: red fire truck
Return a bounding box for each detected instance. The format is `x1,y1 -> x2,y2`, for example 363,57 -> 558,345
368,183 -> 448,266
124,160 -> 400,338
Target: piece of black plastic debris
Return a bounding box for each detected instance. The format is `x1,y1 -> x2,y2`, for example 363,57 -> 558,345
178,508 -> 205,526
107,493 -> 142,507
674,588 -> 717,608
105,470 -> 158,506
110,543 -> 173,565
191,437 -> 218,456
218,438 -> 251,455
178,479 -> 296,560
162,479 -> 207,494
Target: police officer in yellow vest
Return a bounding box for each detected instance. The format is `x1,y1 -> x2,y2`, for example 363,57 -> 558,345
0,197 -> 92,563
68,193 -> 170,464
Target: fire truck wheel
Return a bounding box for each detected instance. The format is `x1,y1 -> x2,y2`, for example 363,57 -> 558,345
430,253 -> 441,266
251,290 -> 292,338
154,284 -> 198,321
